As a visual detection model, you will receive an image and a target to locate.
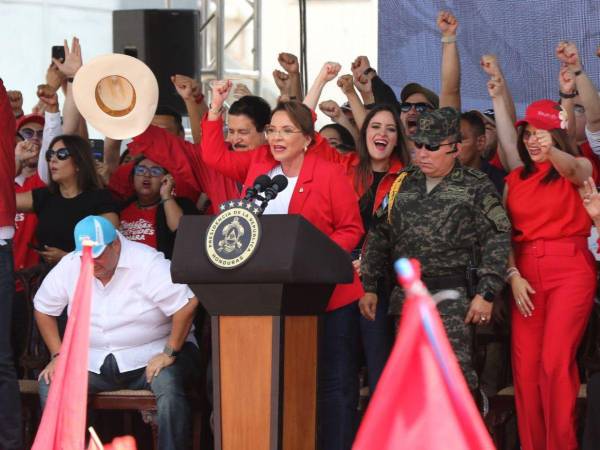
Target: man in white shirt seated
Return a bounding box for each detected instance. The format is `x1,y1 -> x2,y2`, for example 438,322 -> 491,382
34,215 -> 200,450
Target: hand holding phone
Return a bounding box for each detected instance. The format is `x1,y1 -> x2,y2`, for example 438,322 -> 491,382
51,45 -> 65,64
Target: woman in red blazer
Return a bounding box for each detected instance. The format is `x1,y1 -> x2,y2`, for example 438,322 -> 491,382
202,80 -> 364,450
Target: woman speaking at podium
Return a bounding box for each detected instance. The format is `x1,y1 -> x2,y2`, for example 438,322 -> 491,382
201,80 -> 364,450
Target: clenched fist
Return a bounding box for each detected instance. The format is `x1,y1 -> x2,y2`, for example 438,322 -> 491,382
317,62 -> 342,84
437,11 -> 458,37
319,100 -> 342,120
337,74 -> 356,95
273,69 -> 292,94
351,56 -> 372,79
556,41 -> 581,70
480,54 -> 501,78
278,52 -> 300,74
171,74 -> 199,101
8,90 -> 23,117
37,84 -> 59,112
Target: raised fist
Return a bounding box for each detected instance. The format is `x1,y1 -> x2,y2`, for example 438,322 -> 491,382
53,37 -> 82,78
46,64 -> 65,91
170,74 -> 199,101
7,90 -> 23,117
480,54 -> 501,78
273,69 -> 291,94
318,62 -> 342,83
278,53 -> 299,74
536,129 -> 554,155
353,74 -> 372,94
437,11 -> 458,37
556,41 -> 581,70
15,140 -> 40,166
337,74 -> 356,95
209,80 -> 232,111
319,100 -> 342,120
486,77 -> 505,99
37,84 -> 58,108
351,56 -> 372,79
559,65 -> 576,95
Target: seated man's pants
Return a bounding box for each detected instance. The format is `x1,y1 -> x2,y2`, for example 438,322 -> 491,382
39,342 -> 201,450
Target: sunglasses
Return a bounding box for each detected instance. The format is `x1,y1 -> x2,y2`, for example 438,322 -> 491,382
399,102 -> 433,114
19,127 -> 44,141
134,165 -> 166,177
414,141 -> 460,152
45,147 -> 71,161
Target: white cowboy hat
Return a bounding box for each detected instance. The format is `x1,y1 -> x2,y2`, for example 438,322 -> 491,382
73,53 -> 159,139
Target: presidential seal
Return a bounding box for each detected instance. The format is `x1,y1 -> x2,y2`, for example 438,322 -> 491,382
205,199 -> 262,269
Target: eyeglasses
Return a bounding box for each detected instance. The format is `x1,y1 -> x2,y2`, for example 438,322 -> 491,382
19,128 -> 44,141
399,102 -> 433,114
414,141 -> 460,152
45,147 -> 71,161
133,165 -> 166,177
264,126 -> 304,138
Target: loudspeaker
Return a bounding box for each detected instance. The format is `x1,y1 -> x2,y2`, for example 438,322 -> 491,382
113,9 -> 200,115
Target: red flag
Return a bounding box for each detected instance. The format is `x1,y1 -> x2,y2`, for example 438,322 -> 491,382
353,259 -> 495,450
32,245 -> 94,450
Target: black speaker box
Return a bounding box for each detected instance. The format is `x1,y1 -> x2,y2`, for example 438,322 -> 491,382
113,9 -> 200,115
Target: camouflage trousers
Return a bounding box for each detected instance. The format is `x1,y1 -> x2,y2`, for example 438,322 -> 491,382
393,286 -> 478,391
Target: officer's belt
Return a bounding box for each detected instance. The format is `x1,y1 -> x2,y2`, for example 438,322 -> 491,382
421,274 -> 466,291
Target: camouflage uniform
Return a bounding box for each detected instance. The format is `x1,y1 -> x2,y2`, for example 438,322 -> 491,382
361,108 -> 511,390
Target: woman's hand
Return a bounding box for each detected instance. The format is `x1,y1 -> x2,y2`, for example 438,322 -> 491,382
317,62 -> 342,84
583,176 -> 600,224
37,246 -> 67,265
352,259 -> 361,277
319,100 -> 342,121
359,292 -> 377,321
510,275 -> 536,317
160,174 -> 176,200
536,129 -> 555,156
337,74 -> 356,96
486,76 -> 505,99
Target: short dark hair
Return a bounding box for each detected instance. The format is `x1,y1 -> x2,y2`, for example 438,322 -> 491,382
271,101 -> 315,139
47,134 -> 103,194
155,105 -> 184,134
460,111 -> 486,137
319,123 -> 356,149
229,95 -> 271,132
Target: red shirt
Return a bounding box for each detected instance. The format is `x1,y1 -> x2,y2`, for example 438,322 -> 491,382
579,141 -> 600,183
506,162 -> 591,242
119,203 -> 158,249
201,116 -> 365,311
0,80 -> 16,228
13,173 -> 45,272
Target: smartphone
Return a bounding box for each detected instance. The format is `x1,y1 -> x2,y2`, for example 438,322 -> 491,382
51,45 -> 65,63
123,46 -> 138,59
28,242 -> 45,252
90,139 -> 104,162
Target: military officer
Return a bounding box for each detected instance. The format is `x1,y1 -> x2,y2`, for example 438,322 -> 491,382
359,107 -> 511,390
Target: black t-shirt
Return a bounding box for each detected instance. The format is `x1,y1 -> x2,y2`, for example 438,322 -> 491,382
480,159 -> 507,195
32,187 -> 119,252
355,171 -> 387,257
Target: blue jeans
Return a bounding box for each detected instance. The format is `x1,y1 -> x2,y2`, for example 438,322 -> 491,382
359,287 -> 393,395
40,342 -> 201,450
0,240 -> 23,450
318,302 -> 360,450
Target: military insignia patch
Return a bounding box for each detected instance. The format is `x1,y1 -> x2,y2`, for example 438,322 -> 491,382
205,199 -> 262,269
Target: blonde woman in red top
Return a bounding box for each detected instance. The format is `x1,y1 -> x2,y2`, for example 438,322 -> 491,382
491,74 -> 596,448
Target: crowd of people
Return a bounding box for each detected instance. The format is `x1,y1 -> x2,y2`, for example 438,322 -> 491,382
2,9 -> 600,450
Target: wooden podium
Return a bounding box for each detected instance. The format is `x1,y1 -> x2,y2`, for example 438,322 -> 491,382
171,215 -> 353,450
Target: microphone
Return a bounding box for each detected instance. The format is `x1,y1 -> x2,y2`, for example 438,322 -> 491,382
263,175 -> 289,202
243,175 -> 272,200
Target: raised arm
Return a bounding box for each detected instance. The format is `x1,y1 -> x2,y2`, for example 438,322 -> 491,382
557,65 -> 578,148
36,84 -> 61,184
53,37 -> 84,135
539,129 -> 592,186
484,62 -> 521,171
303,62 -> 341,111
278,53 -> 303,100
350,56 -> 376,107
319,100 -> 359,144
171,74 -> 207,144
437,11 -> 461,110
337,74 -> 367,130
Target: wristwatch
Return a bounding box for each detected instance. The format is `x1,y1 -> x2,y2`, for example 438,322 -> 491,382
481,292 -> 495,302
162,345 -> 179,358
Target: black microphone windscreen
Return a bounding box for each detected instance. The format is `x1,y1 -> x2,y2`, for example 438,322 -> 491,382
271,174 -> 288,192
253,175 -> 272,191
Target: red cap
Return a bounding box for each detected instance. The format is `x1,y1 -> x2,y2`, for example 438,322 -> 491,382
515,99 -> 567,131
16,113 -> 45,131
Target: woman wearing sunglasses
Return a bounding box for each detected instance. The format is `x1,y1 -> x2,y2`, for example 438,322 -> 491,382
118,157 -> 198,259
15,135 -> 119,265
201,80 -> 364,450
491,81 -> 597,447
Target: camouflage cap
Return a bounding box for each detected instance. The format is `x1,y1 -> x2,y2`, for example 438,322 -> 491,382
410,107 -> 461,146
